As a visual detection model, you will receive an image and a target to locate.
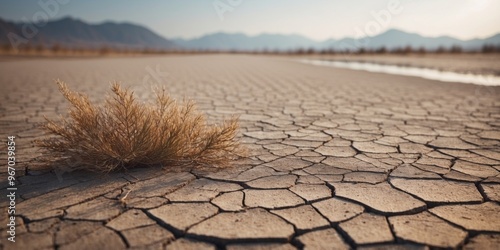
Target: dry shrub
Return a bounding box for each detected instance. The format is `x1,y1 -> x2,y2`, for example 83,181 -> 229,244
36,80 -> 243,172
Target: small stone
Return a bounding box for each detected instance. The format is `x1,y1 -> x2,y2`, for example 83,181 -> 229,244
244,189 -> 304,209
296,228 -> 349,250
148,203 -> 218,232
390,178 -> 483,203
334,182 -> 426,214
188,208 -> 294,241
212,191 -> 244,211
271,205 -> 330,230
289,184 -> 331,201
430,202 -> 500,232
339,213 -> 394,244
353,141 -> 397,153
246,175 -> 297,189
122,224 -> 174,247
313,197 -> 364,222
106,209 -> 156,231
389,211 -> 467,248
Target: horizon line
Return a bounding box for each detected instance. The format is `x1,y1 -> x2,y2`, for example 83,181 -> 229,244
1,15 -> 500,42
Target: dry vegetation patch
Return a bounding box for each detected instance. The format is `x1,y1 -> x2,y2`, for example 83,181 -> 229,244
35,80 -> 243,172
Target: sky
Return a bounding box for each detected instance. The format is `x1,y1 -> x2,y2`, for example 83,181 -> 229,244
0,0 -> 499,41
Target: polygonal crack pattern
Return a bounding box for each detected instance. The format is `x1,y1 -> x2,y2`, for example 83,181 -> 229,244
1,55 -> 499,249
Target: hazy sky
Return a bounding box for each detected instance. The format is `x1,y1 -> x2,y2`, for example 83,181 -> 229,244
0,0 -> 499,41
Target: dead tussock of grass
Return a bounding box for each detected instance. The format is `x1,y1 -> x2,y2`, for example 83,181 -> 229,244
35,80 -> 244,173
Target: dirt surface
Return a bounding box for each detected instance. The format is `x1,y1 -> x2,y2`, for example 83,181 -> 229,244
0,55 -> 499,249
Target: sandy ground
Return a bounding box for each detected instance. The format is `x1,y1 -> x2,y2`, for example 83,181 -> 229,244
2,53 -> 500,76
0,55 -> 499,249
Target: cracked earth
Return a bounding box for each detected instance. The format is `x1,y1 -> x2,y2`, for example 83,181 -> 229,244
0,55 -> 499,249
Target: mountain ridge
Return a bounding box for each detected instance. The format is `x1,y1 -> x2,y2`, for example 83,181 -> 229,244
0,16 -> 177,50
1,17 -> 499,51
178,28 -> 499,51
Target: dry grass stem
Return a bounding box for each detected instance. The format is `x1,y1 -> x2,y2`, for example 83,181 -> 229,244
35,80 -> 243,172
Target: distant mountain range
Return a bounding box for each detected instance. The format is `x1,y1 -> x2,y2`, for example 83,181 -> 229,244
172,33 -> 320,51
1,16 -> 499,51
0,17 -> 176,50
175,29 -> 500,51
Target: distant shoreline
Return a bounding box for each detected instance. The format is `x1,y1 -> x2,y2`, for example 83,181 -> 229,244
297,53 -> 500,77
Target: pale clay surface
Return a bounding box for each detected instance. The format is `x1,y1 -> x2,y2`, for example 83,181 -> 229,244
0,55 -> 499,249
